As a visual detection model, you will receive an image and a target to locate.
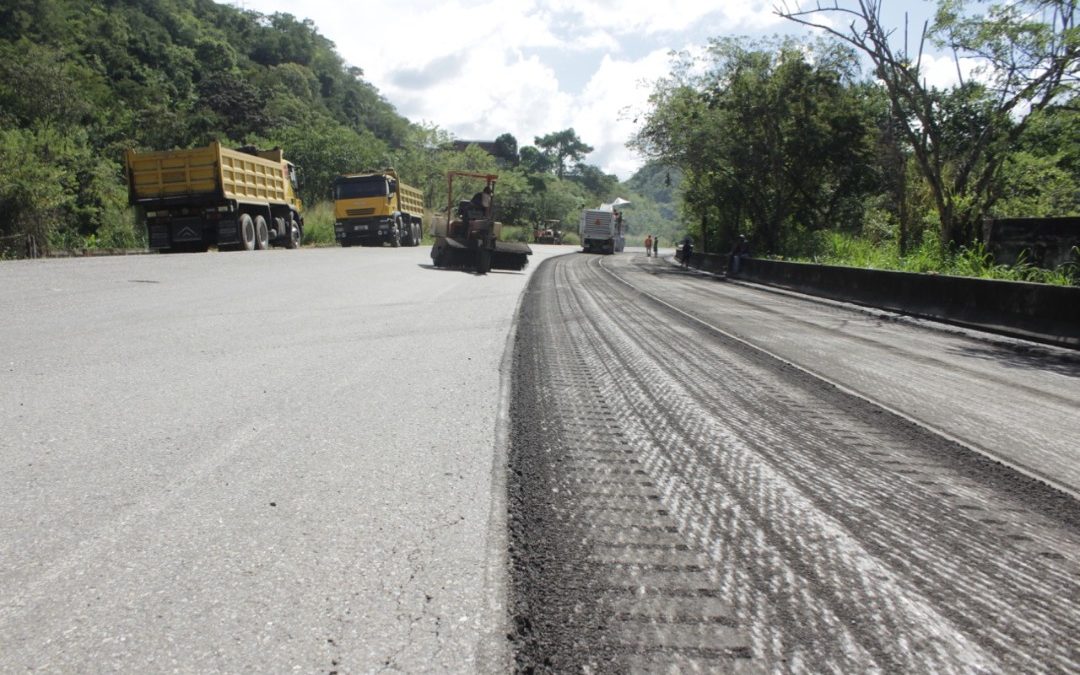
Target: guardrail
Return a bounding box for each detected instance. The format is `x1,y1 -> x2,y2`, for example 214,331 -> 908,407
682,252 -> 1080,349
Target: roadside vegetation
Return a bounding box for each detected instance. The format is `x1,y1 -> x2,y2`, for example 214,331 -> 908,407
804,233 -> 1078,286
632,0 -> 1080,284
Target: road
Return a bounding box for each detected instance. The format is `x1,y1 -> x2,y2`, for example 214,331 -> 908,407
2,245 -> 1077,672
508,251 -> 1080,672
0,244 -> 564,672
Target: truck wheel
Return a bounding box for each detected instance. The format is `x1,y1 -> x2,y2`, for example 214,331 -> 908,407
272,217 -> 286,245
391,219 -> 402,248
284,218 -> 301,249
238,213 -> 256,251
413,223 -> 422,246
254,215 -> 270,250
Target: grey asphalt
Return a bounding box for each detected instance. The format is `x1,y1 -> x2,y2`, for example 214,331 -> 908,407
509,250 -> 1080,671
613,249 -> 1080,496
3,245 -> 1076,671
0,245 -> 566,672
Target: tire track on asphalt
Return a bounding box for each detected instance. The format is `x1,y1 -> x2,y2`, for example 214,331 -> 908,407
510,257 -> 754,672
588,257 -> 1080,671
562,257 -> 994,671
509,253 -> 1080,673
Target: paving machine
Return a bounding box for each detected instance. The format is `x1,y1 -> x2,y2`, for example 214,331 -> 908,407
430,172 -> 532,274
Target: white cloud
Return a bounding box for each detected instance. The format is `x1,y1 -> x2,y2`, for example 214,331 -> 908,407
541,0 -> 782,36
225,0 -> 896,179
918,51 -> 986,90
572,49 -> 675,179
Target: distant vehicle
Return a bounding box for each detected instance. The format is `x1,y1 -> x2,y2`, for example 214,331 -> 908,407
333,169 -> 424,247
579,208 -> 625,254
534,220 -> 563,244
430,172 -> 531,274
125,141 -> 303,253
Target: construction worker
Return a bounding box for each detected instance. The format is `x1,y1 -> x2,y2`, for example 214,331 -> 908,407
471,185 -> 492,214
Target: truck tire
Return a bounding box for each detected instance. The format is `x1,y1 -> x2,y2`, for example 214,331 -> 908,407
413,223 -> 422,246
254,215 -> 270,250
284,218 -> 301,249
238,213 -> 256,251
391,219 -> 402,248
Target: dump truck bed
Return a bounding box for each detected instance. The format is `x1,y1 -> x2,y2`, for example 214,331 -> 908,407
126,141 -> 291,205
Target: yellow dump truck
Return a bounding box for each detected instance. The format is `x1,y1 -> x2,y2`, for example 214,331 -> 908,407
125,141 -> 303,252
333,169 -> 424,247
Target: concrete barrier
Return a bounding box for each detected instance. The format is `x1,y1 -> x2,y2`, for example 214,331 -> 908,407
684,253 -> 1079,348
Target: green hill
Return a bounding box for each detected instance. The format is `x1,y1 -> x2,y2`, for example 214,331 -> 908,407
0,0 -> 411,251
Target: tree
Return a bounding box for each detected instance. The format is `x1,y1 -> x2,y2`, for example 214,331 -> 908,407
493,132 -> 519,167
391,122 -> 456,208
267,120 -> 388,204
632,36 -> 877,254
991,103 -> 1080,216
195,71 -> 269,141
0,40 -> 95,128
518,145 -> 553,175
569,163 -> 620,198
777,0 -> 1080,248
534,128 -> 594,179
0,127 -> 75,255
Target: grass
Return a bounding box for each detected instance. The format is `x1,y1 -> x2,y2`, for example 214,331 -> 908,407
499,225 -> 531,243
301,201 -> 336,246
805,232 -> 1078,286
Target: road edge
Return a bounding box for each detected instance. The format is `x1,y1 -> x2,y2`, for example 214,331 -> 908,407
473,268 -> 532,672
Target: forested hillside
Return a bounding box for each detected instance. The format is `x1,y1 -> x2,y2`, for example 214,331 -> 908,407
0,0 -> 656,256
0,0 -> 416,251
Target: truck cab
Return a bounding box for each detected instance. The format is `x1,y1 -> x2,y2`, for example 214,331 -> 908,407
333,169 -> 424,247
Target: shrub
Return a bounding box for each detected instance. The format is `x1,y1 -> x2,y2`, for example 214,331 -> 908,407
301,201 -> 336,246
803,230 -> 1076,286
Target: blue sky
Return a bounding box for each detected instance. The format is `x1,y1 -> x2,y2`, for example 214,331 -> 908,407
232,0 -> 944,181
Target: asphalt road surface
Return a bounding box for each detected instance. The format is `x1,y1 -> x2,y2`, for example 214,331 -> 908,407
0,244 -> 564,672
2,245 -> 1077,672
508,250 -> 1080,672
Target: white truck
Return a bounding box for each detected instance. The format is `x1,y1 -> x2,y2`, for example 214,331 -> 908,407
579,208 -> 625,254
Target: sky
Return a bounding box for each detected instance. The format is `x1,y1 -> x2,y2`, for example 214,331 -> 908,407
231,0 -> 947,181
